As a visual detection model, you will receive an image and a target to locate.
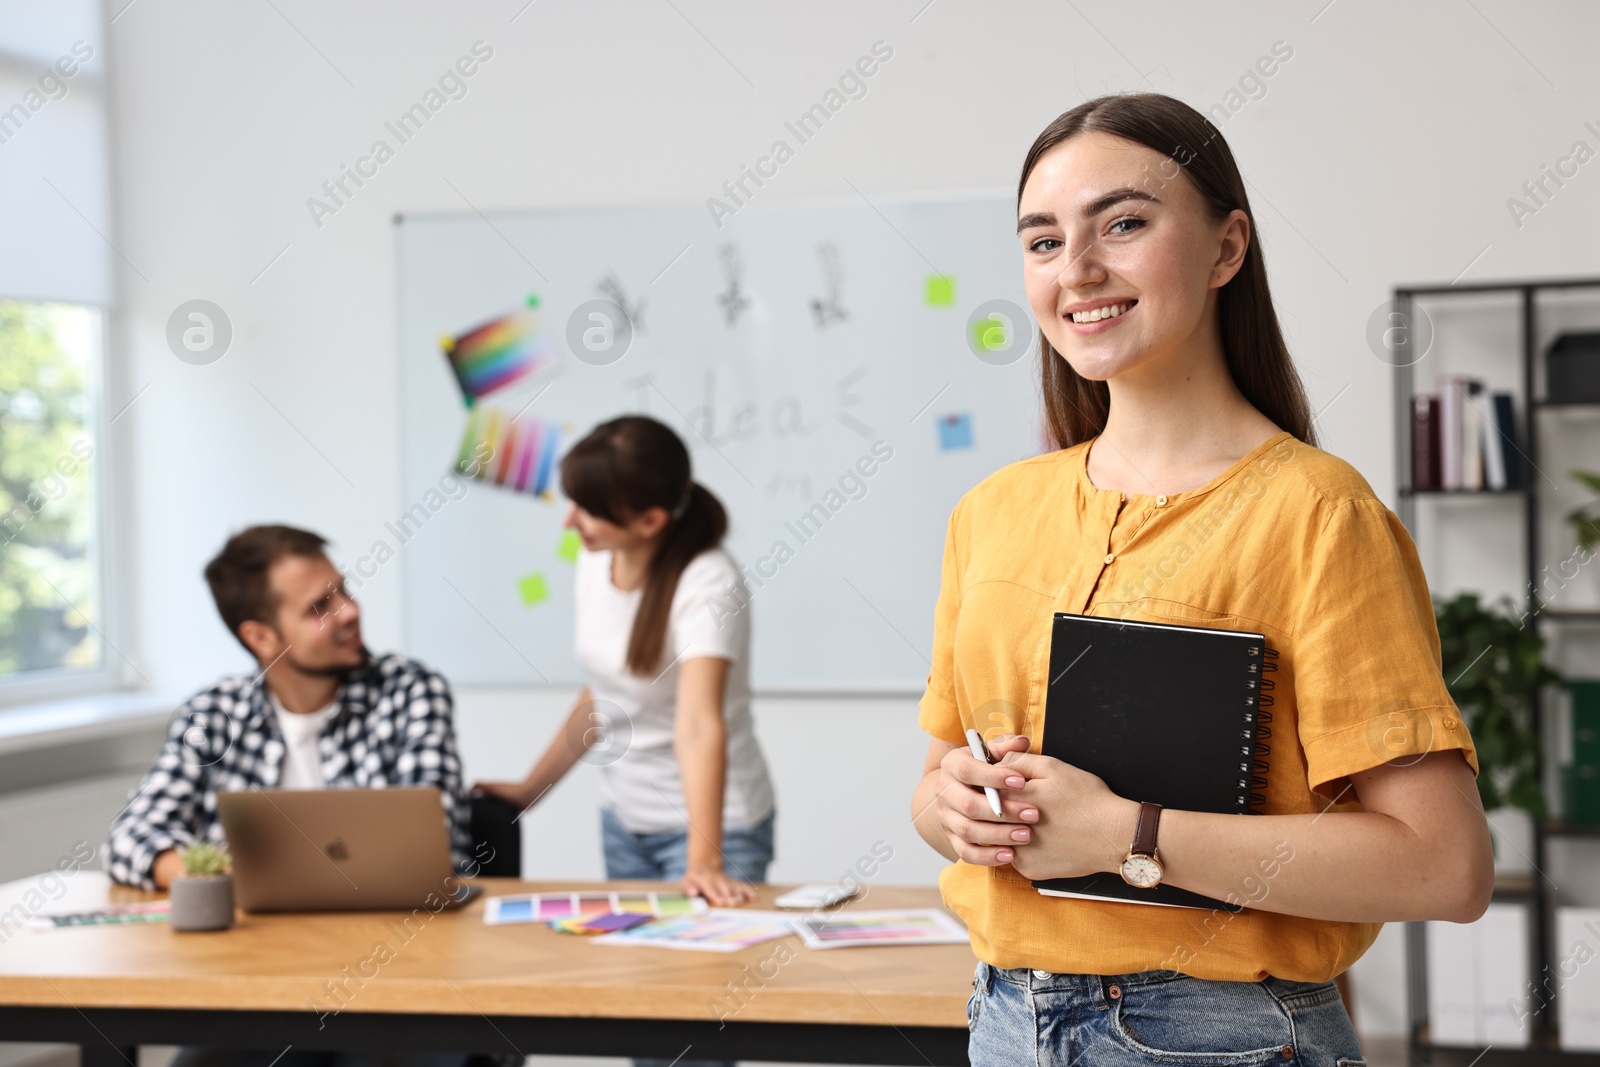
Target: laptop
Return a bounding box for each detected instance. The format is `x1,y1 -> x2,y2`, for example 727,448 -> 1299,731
218,786 -> 475,912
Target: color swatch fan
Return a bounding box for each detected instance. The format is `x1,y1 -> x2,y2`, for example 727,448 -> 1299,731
440,296 -> 560,403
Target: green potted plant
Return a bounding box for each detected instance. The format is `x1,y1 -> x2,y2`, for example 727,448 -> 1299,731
1433,591 -> 1555,825
1434,593 -> 1560,824
170,841 -> 234,932
1565,468 -> 1600,556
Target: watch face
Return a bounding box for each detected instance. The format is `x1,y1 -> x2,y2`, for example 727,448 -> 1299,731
1121,854 -> 1163,889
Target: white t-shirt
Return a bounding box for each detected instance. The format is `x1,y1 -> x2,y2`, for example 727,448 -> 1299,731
575,545 -> 774,834
269,691 -> 338,790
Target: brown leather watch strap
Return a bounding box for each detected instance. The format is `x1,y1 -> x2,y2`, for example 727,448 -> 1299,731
1131,801 -> 1163,856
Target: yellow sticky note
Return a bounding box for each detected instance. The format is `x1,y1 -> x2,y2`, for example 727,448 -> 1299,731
925,275 -> 956,306
557,529 -> 581,563
518,572 -> 549,606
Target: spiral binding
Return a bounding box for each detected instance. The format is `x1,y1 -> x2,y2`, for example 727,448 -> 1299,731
1237,644 -> 1277,813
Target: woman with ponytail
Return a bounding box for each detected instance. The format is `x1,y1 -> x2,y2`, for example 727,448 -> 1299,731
476,415 -> 775,908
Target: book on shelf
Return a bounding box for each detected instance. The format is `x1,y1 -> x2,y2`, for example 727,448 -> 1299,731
1488,392 -> 1522,489
1437,375 -> 1465,490
1461,379 -> 1485,490
1417,378 -> 1521,492
1412,395 -> 1441,490
1565,681 -> 1600,828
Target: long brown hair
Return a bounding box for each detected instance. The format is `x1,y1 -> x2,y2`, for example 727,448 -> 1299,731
1019,93 -> 1317,450
560,415 -> 728,675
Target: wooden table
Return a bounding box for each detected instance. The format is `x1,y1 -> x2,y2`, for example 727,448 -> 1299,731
0,873 -> 975,1065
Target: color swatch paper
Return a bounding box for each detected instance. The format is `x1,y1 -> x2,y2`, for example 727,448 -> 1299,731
455,407 -> 567,499
791,908 -> 968,949
440,296 -> 560,403
550,911 -> 655,935
483,891 -> 708,926
925,275 -> 956,306
591,909 -> 796,952
29,901 -> 170,928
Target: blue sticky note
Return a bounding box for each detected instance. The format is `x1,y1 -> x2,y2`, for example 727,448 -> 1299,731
938,412 -> 973,451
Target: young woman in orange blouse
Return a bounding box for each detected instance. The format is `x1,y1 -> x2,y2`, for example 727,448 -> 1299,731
910,93 -> 1494,1065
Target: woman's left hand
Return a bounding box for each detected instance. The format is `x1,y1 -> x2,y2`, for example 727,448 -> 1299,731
996,751 -> 1139,882
682,864 -> 758,906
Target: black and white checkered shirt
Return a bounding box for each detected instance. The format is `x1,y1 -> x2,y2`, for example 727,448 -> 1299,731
106,653 -> 471,890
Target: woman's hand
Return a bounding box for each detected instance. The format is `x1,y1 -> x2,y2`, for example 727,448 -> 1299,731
996,751 -> 1139,882
929,733 -> 1039,866
682,863 -> 758,906
471,779 -> 536,811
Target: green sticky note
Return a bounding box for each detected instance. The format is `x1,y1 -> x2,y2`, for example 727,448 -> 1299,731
973,313 -> 1010,352
518,572 -> 549,606
925,275 -> 956,306
556,529 -> 581,563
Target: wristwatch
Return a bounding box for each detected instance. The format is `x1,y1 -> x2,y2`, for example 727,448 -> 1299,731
1120,801 -> 1164,889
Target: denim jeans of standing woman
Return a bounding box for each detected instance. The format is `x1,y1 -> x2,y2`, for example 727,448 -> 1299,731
966,961 -> 1366,1067
601,807 -> 777,1067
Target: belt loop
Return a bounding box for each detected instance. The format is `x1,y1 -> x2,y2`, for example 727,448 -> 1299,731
982,962 -> 995,994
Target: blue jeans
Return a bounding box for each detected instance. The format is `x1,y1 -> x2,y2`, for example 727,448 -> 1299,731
967,962 -> 1366,1067
600,806 -> 775,883
600,806 -> 775,1067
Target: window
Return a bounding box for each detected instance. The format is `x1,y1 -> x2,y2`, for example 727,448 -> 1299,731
0,299 -> 103,686
1,1 -> 113,700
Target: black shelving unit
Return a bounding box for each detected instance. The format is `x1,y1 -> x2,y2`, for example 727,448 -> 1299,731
1393,277 -> 1600,1064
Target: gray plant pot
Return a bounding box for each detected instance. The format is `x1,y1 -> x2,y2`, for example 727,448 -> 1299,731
170,874 -> 235,932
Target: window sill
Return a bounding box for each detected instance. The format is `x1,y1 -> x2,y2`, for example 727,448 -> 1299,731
0,690 -> 180,758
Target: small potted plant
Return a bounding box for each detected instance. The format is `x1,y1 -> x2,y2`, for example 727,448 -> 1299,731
170,842 -> 235,932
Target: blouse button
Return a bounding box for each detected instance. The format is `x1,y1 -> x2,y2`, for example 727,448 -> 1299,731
1156,495 -> 1168,506
1443,717 -> 1458,729
1103,553 -> 1115,565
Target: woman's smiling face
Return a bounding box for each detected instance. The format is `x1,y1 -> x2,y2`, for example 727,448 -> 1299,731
1017,130 -> 1246,385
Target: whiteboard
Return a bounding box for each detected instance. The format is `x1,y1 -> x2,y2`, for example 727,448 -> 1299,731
396,193 -> 1041,691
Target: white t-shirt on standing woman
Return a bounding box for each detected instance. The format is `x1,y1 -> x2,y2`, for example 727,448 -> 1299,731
574,545 -> 774,835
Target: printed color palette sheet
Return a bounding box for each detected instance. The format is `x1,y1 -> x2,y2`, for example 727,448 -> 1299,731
591,909 -> 796,952
483,890 -> 707,926
791,908 -> 968,949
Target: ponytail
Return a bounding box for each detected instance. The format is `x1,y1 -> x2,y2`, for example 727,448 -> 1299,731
629,480 -> 726,675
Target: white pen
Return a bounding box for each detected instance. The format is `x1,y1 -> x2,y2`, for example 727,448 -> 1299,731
964,728 -> 1005,816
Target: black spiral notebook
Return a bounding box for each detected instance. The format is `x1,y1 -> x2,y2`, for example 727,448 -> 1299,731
1031,612 -> 1276,912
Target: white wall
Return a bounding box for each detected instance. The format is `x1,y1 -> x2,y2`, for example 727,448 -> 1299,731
88,0 -> 1600,1041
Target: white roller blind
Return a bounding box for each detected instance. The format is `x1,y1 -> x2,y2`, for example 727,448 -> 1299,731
0,0 -> 110,306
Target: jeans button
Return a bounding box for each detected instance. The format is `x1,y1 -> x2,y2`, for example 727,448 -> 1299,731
1108,984 -> 1121,999
1032,969 -> 1052,980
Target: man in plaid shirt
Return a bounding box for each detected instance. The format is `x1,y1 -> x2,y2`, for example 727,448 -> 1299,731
107,525 -> 471,891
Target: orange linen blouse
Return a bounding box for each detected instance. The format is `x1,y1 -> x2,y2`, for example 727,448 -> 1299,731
918,431 -> 1479,982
